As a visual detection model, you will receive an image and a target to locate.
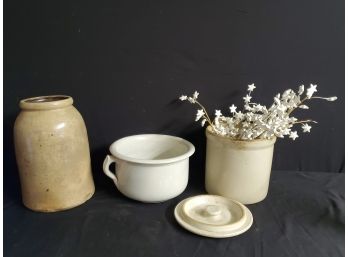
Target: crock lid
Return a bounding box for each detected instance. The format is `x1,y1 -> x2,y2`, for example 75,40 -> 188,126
174,195 -> 253,238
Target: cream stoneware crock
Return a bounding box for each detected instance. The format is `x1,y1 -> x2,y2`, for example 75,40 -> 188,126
205,126 -> 276,204
103,134 -> 195,203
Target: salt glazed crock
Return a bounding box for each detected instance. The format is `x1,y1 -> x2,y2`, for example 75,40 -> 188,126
14,95 -> 95,212
205,126 -> 276,204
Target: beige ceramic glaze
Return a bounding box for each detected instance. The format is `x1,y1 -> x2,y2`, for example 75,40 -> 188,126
14,95 -> 95,212
174,195 -> 253,238
205,126 -> 276,204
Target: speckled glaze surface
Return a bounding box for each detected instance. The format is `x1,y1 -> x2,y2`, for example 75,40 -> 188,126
14,95 -> 95,212
205,126 -> 276,204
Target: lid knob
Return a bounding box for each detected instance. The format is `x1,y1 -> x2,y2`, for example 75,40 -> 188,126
205,205 -> 222,216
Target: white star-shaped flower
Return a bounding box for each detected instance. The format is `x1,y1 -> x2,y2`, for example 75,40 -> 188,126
244,105 -> 252,111
306,84 -> 317,98
255,104 -> 263,111
302,124 -> 312,133
247,83 -> 256,92
243,95 -> 252,103
289,117 -> 298,123
242,121 -> 249,127
188,97 -> 195,103
282,89 -> 292,99
195,109 -> 205,121
215,110 -> 222,117
229,104 -> 237,113
193,91 -> 199,100
235,111 -> 244,120
289,131 -> 299,140
277,105 -> 287,112
179,95 -> 187,101
283,128 -> 291,135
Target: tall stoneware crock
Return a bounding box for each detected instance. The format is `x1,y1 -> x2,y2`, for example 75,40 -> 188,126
205,126 -> 276,204
14,95 -> 95,212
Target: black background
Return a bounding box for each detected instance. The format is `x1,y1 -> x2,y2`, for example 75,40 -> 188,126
4,0 -> 344,202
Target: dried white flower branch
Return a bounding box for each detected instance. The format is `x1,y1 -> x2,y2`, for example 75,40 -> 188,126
179,84 -> 337,140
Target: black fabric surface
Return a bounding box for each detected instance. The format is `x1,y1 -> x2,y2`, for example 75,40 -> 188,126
4,170 -> 344,257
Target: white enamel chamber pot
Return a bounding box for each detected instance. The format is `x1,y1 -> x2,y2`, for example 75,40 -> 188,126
205,126 -> 276,204
103,134 -> 195,203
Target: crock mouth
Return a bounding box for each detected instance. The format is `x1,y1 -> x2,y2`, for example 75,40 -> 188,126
109,134 -> 195,165
205,126 -> 276,147
19,95 -> 73,110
